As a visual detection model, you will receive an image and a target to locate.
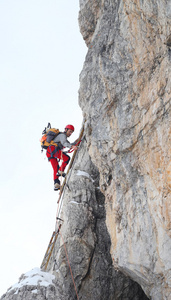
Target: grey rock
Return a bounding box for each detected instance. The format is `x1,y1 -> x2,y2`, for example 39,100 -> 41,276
47,139 -> 148,300
78,0 -> 171,299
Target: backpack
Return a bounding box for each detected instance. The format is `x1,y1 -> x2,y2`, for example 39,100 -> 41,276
40,123 -> 60,151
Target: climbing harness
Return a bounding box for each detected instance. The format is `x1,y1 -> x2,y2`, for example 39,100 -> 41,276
46,145 -> 60,161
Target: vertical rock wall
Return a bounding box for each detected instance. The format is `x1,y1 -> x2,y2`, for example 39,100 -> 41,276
47,138 -> 148,299
78,0 -> 171,299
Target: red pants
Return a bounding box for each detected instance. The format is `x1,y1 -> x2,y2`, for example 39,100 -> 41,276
46,146 -> 70,181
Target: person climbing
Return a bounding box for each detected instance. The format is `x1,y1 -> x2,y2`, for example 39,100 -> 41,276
46,124 -> 78,191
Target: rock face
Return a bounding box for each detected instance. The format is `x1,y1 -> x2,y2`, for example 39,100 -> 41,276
45,140 -> 149,299
78,0 -> 171,299
1,1 -> 170,300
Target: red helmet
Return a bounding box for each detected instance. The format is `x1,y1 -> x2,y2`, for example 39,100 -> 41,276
65,124 -> 75,131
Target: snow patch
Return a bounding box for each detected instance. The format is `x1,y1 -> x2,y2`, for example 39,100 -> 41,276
8,268 -> 55,293
76,170 -> 94,182
14,290 -> 18,295
69,200 -> 80,205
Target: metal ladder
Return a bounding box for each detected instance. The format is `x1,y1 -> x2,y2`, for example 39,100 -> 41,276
40,126 -> 84,271
40,224 -> 62,271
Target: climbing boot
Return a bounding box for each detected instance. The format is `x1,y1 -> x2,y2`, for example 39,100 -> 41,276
57,170 -> 66,177
54,179 -> 60,191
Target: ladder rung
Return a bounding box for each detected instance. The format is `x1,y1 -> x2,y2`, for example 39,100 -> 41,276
41,262 -> 46,268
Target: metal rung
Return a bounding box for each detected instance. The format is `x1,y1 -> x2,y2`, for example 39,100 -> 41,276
41,262 -> 46,268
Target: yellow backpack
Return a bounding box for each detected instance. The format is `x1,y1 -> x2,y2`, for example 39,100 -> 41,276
40,123 -> 60,151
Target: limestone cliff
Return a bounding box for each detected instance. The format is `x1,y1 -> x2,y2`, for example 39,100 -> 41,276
78,0 -> 171,299
1,1 -> 170,300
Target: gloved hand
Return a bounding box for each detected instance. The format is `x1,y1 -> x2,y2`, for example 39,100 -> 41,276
71,145 -> 78,151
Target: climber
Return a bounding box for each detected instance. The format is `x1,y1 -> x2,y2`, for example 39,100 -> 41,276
46,124 -> 78,191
